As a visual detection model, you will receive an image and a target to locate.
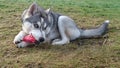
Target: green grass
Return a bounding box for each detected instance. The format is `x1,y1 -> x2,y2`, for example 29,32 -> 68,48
0,0 -> 120,68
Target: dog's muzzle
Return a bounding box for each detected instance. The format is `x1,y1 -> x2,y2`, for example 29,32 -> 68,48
39,37 -> 45,42
34,37 -> 45,45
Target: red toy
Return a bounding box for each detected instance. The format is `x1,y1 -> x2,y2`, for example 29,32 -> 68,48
23,34 -> 36,43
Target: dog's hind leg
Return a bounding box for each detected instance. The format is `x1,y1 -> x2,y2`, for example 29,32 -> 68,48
52,16 -> 80,45
52,16 -> 70,45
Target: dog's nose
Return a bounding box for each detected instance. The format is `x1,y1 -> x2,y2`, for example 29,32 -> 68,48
39,37 -> 45,42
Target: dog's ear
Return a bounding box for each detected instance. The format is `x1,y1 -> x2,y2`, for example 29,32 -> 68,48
38,8 -> 51,19
27,2 -> 39,16
21,9 -> 28,21
21,2 -> 40,20
21,2 -> 46,21
45,8 -> 51,14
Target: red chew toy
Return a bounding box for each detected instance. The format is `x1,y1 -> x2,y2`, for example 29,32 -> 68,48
23,34 -> 36,43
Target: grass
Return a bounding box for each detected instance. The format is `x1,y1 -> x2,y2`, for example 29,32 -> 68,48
0,0 -> 120,68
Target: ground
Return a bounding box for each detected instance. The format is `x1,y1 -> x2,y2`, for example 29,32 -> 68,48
0,0 -> 120,68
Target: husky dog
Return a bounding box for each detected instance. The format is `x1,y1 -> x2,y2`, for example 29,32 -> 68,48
13,3 -> 110,48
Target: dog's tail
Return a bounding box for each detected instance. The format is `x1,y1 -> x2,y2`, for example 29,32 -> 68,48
80,20 -> 110,38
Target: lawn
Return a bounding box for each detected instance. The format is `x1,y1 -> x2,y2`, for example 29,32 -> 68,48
0,0 -> 120,68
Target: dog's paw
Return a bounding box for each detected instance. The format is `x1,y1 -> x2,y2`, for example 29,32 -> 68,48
16,41 -> 29,48
13,36 -> 22,44
13,31 -> 27,44
52,39 -> 61,43
13,40 -> 21,45
13,36 -> 29,48
52,40 -> 70,45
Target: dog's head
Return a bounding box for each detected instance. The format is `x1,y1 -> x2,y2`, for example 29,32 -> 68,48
21,3 -> 51,44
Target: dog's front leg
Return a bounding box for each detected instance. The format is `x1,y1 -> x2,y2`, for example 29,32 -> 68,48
13,31 -> 29,48
52,16 -> 70,45
52,38 -> 69,45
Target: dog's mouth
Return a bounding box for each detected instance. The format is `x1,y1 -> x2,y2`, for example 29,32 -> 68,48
23,34 -> 45,45
14,40 -> 40,45
34,40 -> 40,45
35,37 -> 45,44
15,34 -> 45,45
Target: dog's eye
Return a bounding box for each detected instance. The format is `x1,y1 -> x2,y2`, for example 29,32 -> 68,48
34,24 -> 39,28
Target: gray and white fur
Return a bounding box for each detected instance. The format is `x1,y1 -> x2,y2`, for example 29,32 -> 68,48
13,3 -> 110,48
